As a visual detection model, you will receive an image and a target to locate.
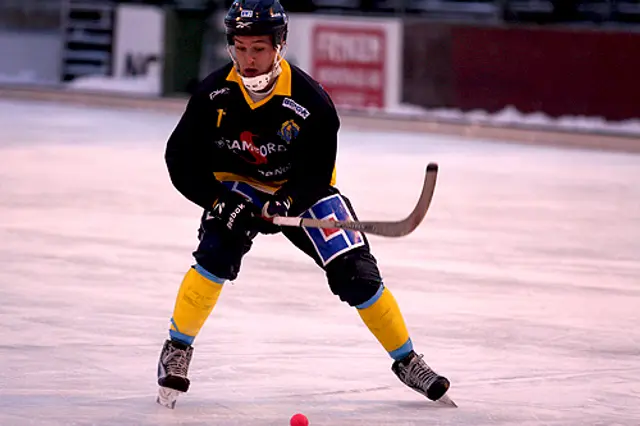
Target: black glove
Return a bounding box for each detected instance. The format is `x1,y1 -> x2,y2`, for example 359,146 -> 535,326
251,194 -> 292,235
262,194 -> 292,218
210,190 -> 260,236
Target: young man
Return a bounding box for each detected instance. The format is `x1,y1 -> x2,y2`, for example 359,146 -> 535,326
157,0 -> 451,408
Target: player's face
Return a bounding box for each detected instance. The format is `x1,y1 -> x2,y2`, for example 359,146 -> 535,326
233,35 -> 277,78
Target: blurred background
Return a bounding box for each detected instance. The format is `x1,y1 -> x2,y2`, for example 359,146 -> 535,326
1,4 -> 639,424
1,0 -> 639,132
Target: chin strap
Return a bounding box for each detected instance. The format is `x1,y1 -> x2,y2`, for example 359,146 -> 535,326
241,60 -> 282,93
228,45 -> 286,93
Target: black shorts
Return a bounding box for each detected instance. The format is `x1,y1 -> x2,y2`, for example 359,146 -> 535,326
191,182 -> 383,306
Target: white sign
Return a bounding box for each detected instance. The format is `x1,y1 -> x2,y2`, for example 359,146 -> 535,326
286,14 -> 402,111
312,25 -> 386,108
113,5 -> 164,95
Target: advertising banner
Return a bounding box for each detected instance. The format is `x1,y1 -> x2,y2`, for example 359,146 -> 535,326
112,4 -> 164,95
287,14 -> 401,112
311,25 -> 386,109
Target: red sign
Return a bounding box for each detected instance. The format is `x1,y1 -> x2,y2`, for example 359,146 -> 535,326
312,25 -> 386,109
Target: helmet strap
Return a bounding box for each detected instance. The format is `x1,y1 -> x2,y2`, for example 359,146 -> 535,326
227,45 -> 286,94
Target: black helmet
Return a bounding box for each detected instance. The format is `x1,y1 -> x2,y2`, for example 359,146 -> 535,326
224,0 -> 288,47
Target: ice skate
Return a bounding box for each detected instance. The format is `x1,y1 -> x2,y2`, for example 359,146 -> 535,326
392,351 -> 456,406
156,339 -> 194,409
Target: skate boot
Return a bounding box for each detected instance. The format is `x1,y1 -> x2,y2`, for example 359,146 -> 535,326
156,339 -> 194,408
392,351 -> 454,405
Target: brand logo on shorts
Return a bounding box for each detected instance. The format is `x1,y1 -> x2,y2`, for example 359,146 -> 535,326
282,98 -> 310,120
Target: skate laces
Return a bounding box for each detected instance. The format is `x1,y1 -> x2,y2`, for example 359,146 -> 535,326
404,354 -> 438,389
165,346 -> 190,377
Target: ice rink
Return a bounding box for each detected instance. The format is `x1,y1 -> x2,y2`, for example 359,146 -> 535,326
1,99 -> 639,425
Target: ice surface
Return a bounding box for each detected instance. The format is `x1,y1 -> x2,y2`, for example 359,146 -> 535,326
0,99 -> 639,425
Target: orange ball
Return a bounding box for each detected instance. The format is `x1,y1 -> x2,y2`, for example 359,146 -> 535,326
290,413 -> 309,426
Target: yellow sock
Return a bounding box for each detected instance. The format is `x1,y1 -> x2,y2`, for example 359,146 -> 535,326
169,266 -> 224,345
357,286 -> 413,360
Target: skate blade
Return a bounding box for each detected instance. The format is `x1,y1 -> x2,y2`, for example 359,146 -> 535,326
437,394 -> 458,407
156,386 -> 182,409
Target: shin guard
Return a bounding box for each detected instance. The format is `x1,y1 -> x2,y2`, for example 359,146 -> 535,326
169,266 -> 224,345
356,286 -> 413,360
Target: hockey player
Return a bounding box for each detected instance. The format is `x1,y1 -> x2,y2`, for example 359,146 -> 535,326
157,0 -> 451,408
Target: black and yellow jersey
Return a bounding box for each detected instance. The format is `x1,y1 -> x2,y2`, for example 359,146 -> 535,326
165,59 -> 340,212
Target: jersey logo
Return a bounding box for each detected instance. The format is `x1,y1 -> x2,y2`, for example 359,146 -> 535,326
277,120 -> 299,144
209,87 -> 230,100
282,98 -> 310,119
214,132 -> 290,166
239,131 -> 267,165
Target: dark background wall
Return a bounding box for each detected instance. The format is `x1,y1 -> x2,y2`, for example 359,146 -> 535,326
404,22 -> 640,121
403,22 -> 455,110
